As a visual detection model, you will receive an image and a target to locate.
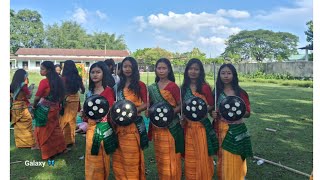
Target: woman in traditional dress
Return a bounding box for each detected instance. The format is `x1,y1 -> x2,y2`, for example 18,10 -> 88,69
181,58 -> 218,180
148,58 -> 184,180
84,61 -> 117,180
59,60 -> 85,148
112,57 -> 148,180
33,61 -> 67,160
10,69 -> 36,148
211,63 -> 252,180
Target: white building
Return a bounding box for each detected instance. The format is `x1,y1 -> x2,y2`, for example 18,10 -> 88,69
10,48 -> 130,71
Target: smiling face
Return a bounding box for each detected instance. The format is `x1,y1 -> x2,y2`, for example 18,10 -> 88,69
90,67 -> 103,83
156,62 -> 169,80
122,60 -> 133,78
220,66 -> 233,85
188,63 -> 200,80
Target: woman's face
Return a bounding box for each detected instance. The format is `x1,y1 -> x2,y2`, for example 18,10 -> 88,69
188,63 -> 200,80
220,66 -> 233,84
40,65 -> 48,76
90,67 -> 103,83
156,62 -> 169,80
122,60 -> 133,77
55,67 -> 61,75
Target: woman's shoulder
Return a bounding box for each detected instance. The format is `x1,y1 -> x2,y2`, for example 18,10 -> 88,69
138,81 -> 146,87
168,81 -> 179,89
239,88 -> 249,97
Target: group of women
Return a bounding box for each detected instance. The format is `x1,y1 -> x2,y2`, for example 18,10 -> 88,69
10,56 -> 252,180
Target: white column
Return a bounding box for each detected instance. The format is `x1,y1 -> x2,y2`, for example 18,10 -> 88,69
54,60 -> 57,64
28,60 -> 31,70
305,49 -> 308,61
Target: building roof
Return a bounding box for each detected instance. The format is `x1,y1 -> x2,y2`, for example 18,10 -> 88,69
15,48 -> 129,57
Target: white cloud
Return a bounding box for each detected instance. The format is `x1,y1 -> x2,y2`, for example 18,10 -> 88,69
216,9 -> 250,18
96,10 -> 107,20
72,8 -> 88,24
133,16 -> 147,32
255,0 -> 312,26
147,11 -> 229,33
198,36 -> 225,46
211,26 -> 241,36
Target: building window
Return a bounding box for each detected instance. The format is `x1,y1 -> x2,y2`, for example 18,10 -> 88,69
10,62 -> 12,68
36,61 -> 41,67
85,62 -> 90,67
22,61 -> 28,69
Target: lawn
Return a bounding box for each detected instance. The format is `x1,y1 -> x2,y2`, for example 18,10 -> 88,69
10,71 -> 313,179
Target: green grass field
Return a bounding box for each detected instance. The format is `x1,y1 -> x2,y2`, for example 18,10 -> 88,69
10,72 -> 313,179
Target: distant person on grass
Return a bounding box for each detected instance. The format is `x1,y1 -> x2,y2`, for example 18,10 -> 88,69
55,64 -> 62,76
59,60 -> 85,149
105,58 -> 120,84
10,69 -> 36,149
33,61 -> 68,160
211,63 -> 253,180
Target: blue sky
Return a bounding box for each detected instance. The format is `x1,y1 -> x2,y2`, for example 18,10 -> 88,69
10,0 -> 313,57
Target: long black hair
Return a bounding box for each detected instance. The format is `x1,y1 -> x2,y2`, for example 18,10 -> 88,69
10,69 -> 27,93
41,61 -> 65,102
118,57 -> 141,98
182,58 -> 206,97
155,58 -> 175,83
62,60 -> 83,94
89,61 -> 115,92
215,63 -> 243,97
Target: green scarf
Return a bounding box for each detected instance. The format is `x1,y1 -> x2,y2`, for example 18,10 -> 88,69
117,87 -> 149,150
183,87 -> 219,155
91,122 -> 118,155
148,83 -> 185,154
217,93 -> 253,160
34,94 -> 54,127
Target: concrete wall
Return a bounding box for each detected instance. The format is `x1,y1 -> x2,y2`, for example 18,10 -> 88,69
176,61 -> 313,78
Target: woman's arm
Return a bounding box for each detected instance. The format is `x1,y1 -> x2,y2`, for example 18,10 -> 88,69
33,96 -> 41,108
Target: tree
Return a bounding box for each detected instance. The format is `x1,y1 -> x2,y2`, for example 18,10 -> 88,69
10,9 -> 45,53
305,20 -> 313,61
223,29 -> 298,61
305,20 -> 313,47
45,21 -> 87,49
88,32 -> 127,50
132,47 -> 173,65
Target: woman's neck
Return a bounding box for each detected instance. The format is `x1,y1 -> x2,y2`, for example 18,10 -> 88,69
159,77 -> 169,83
190,79 -> 197,85
224,83 -> 233,90
94,81 -> 103,89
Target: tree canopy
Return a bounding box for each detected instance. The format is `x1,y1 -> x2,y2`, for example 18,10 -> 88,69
223,29 -> 299,61
10,9 -> 45,53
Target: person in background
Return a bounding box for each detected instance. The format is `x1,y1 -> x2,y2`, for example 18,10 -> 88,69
55,64 -> 62,76
10,69 -> 36,149
33,61 -> 67,160
59,60 -> 85,149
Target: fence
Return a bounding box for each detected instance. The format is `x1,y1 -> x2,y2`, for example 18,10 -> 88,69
171,61 -> 313,78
